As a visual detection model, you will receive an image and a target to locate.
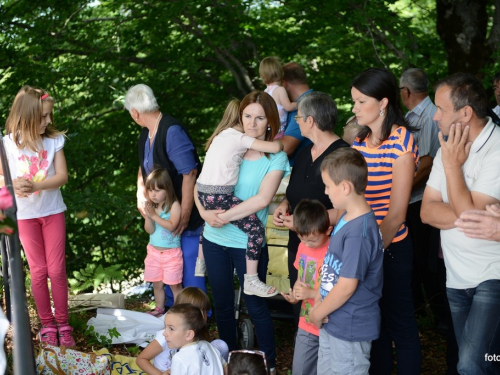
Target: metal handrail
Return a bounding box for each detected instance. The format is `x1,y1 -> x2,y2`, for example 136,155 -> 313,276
0,133 -> 36,374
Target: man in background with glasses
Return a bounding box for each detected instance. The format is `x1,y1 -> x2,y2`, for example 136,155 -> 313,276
399,68 -> 441,320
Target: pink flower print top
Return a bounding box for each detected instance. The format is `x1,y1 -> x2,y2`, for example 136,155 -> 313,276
3,134 -> 67,220
18,150 -> 49,194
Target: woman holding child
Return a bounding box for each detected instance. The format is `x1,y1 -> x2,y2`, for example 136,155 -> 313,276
196,91 -> 290,375
351,68 -> 421,374
272,92 -> 349,325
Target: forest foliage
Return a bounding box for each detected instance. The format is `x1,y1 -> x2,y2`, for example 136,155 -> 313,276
0,0 -> 498,291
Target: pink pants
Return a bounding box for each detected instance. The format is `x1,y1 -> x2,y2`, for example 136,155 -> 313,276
18,212 -> 68,326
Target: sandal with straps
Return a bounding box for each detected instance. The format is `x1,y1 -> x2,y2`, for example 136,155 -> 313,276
244,275 -> 278,298
147,307 -> 166,317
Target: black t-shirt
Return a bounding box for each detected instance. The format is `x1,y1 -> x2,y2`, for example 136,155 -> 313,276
285,138 -> 349,254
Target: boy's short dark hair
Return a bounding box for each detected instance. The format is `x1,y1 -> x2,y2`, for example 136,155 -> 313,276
293,199 -> 330,237
321,148 -> 367,195
494,71 -> 500,84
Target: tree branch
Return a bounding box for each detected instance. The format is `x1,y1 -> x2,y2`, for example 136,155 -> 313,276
366,18 -> 407,63
366,25 -> 387,69
486,0 -> 500,50
77,108 -> 122,122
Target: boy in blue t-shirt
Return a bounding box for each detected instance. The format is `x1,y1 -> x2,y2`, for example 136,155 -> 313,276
310,147 -> 384,375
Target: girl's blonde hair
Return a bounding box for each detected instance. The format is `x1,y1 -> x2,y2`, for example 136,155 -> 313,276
145,169 -> 177,212
259,57 -> 283,85
174,287 -> 211,341
205,99 -> 240,151
175,287 -> 211,314
5,86 -> 65,152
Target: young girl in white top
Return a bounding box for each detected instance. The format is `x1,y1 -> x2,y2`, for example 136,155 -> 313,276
144,168 -> 183,316
1,86 -> 75,347
136,287 -> 228,375
194,99 -> 282,298
164,303 -> 227,375
259,56 -> 298,138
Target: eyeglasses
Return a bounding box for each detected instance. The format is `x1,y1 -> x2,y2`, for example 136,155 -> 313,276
399,86 -> 411,94
228,350 -> 268,372
294,115 -> 308,122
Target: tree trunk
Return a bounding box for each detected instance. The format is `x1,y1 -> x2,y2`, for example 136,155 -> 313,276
436,0 -> 491,75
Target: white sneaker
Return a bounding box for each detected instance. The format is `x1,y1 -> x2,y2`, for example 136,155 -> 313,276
244,275 -> 278,297
194,258 -> 206,277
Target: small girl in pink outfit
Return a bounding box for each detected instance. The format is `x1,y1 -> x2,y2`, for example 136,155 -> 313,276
259,56 -> 298,139
1,86 -> 75,347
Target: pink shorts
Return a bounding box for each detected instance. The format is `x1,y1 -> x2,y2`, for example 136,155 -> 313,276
144,244 -> 183,285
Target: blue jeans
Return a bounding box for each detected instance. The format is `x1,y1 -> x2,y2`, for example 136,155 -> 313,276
447,280 -> 500,374
164,228 -> 207,308
202,237 -> 276,368
369,235 -> 421,375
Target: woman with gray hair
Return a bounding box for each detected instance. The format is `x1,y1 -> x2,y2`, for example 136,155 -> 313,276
272,91 -> 349,375
124,84 -> 206,314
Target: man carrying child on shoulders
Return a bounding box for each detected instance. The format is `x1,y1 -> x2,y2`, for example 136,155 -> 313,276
311,147 -> 384,375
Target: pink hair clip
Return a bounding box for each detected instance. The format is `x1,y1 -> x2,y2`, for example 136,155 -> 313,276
41,93 -> 50,100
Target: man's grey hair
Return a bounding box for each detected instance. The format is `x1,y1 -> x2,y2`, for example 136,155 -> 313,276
297,91 -> 338,132
400,68 -> 429,94
124,84 -> 159,113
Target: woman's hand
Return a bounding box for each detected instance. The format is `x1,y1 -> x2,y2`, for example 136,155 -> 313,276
281,214 -> 295,231
13,177 -> 32,197
272,199 -> 289,227
201,209 -> 230,228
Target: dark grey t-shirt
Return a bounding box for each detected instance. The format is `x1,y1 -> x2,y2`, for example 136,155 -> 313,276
319,211 -> 384,342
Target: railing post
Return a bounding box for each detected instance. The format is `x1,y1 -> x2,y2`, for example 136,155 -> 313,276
0,134 -> 36,374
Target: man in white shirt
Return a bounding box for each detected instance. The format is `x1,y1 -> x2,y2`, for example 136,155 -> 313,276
421,73 -> 500,374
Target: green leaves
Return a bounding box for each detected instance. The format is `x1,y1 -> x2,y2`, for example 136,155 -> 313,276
68,264 -> 124,294
0,0 -> 497,291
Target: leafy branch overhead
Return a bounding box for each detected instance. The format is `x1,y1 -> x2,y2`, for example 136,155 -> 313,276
0,0 -> 498,289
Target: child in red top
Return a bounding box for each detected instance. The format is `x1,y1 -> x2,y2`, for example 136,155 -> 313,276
281,199 -> 332,375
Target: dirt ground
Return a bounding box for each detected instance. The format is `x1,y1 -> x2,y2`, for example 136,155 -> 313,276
4,297 -> 450,374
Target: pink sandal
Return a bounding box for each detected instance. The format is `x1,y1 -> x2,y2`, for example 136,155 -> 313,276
147,307 -> 165,317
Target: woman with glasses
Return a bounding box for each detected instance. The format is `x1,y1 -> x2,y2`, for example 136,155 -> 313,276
351,68 -> 421,374
272,92 -> 349,330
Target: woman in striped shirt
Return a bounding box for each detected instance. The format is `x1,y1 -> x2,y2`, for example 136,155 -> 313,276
351,68 -> 421,375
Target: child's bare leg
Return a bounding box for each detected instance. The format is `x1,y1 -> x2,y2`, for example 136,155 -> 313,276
152,281 -> 165,310
195,242 -> 206,277
197,243 -> 205,260
170,283 -> 183,303
246,259 -> 258,275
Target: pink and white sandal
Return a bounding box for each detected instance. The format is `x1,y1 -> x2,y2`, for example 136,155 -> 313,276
147,307 -> 165,317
